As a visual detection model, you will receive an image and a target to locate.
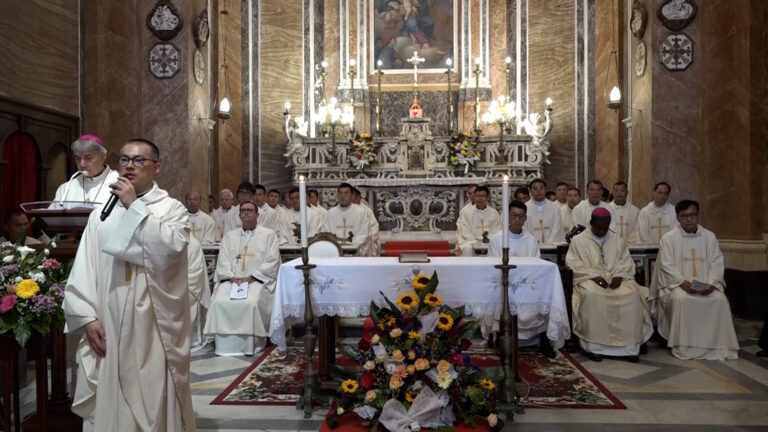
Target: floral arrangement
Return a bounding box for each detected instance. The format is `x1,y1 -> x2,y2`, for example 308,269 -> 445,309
0,238 -> 69,347
321,272 -> 504,431
447,132 -> 480,175
349,133 -> 379,171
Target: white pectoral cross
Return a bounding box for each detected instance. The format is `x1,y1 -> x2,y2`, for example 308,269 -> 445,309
190,222 -> 201,237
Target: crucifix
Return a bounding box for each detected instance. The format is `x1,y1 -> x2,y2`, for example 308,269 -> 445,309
336,218 -> 353,239
683,248 -> 705,278
475,219 -> 487,234
533,219 -> 550,243
237,245 -> 257,272
407,51 -> 426,104
651,217 -> 670,242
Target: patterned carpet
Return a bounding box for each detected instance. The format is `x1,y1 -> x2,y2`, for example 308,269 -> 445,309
210,345 -> 625,409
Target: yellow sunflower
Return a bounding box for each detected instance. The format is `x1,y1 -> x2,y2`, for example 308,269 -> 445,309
408,330 -> 420,340
480,378 -> 495,391
405,389 -> 420,403
397,292 -> 419,311
412,273 -> 430,290
341,379 -> 359,393
386,315 -> 397,326
424,293 -> 442,307
15,279 -> 40,299
437,313 -> 454,330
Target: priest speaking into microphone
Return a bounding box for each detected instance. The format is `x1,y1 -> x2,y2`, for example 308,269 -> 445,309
63,138 -> 196,431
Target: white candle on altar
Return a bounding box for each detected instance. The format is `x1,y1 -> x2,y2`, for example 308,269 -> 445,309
299,175 -> 308,247
502,175 -> 509,249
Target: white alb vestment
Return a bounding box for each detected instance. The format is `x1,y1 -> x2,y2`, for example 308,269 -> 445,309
560,205 -> 575,236
524,199 -> 565,245
204,225 -> 281,355
609,201 -> 640,243
566,230 -> 652,356
211,207 -> 233,241
188,210 -> 217,245
285,206 -> 325,241
188,236 -> 211,348
357,203 -> 380,257
51,166 -> 119,208
223,204 -> 243,233
488,230 -> 541,258
63,183 -> 195,431
312,203 -> 328,218
636,202 -> 677,244
456,205 -> 501,256
652,224 -> 739,360
572,199 -> 616,231
323,204 -> 370,252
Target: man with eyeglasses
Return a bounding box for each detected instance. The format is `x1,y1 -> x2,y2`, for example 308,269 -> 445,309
64,138 -> 195,430
51,134 -> 119,208
652,200 -> 739,360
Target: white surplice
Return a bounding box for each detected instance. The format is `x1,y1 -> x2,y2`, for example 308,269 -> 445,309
284,206 -> 325,241
652,224 -> 739,360
188,236 -> 211,348
609,201 -> 640,243
455,205 -> 501,256
51,166 -> 119,208
636,202 -> 677,244
488,230 -> 541,258
211,207 -> 234,242
566,230 -> 652,356
203,225 -> 281,354
323,204 -> 370,252
223,204 -> 243,233
572,199 -> 616,232
357,203 -> 380,257
63,183 -> 195,431
524,199 -> 565,245
188,210 -> 217,246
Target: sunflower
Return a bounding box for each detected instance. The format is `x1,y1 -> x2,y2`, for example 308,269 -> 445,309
405,389 -> 420,403
408,330 -> 420,340
341,379 -> 359,393
424,293 -> 442,307
412,273 -> 430,290
480,378 -> 495,391
437,313 -> 454,330
397,292 -> 419,311
15,279 -> 40,299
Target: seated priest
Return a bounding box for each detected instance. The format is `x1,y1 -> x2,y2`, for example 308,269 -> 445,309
204,201 -> 281,356
323,182 -> 370,253
652,200 -> 739,360
456,185 -> 501,256
308,189 -> 328,218
224,182 -> 255,233
352,187 -> 380,256
51,134 -> 119,208
513,186 -> 530,203
211,188 -> 234,241
554,181 -> 569,208
251,184 -> 292,244
1,210 -> 41,245
636,181 -> 676,244
608,181 -> 639,243
186,190 -> 217,245
566,208 -> 652,362
463,184 -> 477,210
489,200 -> 540,258
572,179 -> 614,230
524,178 -> 565,245
561,187 -> 581,235
284,187 -> 324,241
187,235 -> 211,349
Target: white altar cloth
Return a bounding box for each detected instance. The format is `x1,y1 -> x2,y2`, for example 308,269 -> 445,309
269,256 -> 570,350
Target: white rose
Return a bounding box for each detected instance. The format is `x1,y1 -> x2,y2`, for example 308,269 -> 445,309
371,334 -> 380,344
2,255 -> 14,263
14,276 -> 22,283
44,249 -> 50,255
336,406 -> 344,415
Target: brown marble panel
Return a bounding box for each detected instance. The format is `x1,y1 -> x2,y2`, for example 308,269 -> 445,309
324,0 -> 341,101
0,0 -> 79,115
629,2 -> 653,206
593,0 -> 621,187
488,0 -> 508,100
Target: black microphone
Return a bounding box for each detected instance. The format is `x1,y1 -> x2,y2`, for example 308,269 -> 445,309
100,194 -> 119,221
566,224 -> 586,243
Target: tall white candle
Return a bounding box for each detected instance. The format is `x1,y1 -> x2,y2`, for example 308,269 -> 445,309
299,175 -> 308,247
502,175 -> 509,249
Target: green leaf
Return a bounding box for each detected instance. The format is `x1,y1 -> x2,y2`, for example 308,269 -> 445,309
369,301 -> 381,325
0,315 -> 13,335
29,318 -> 51,335
457,320 -> 479,340
337,343 -> 363,361
330,364 -> 358,381
404,339 -> 414,350
480,366 -> 505,383
14,324 -> 31,347
380,291 -> 404,322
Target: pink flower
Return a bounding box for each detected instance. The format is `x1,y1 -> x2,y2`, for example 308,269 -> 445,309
43,258 -> 61,270
7,284 -> 15,294
0,295 -> 17,313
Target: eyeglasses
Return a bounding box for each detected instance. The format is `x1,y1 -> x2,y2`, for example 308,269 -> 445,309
679,213 -> 698,219
118,155 -> 157,167
510,214 -> 527,220
239,208 -> 257,214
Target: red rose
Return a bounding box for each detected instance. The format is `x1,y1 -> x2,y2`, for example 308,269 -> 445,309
460,338 -> 472,351
358,338 -> 371,351
360,371 -> 375,389
450,352 -> 463,365
357,154 -> 363,159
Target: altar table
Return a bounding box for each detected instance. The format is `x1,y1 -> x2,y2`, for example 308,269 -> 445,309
269,257 -> 570,353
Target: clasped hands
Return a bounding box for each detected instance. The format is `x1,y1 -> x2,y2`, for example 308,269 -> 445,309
230,276 -> 254,284
592,276 -> 623,289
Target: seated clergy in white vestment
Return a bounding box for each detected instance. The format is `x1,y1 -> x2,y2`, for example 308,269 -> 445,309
608,181 -> 639,243
352,187 -> 380,256
456,185 -> 501,256
188,236 -> 211,348
560,187 -> 581,236
186,190 -> 217,245
204,201 -> 281,355
308,189 -> 328,218
322,182 -> 370,254
223,181 -> 255,233
636,181 -> 677,244
211,188 -> 235,241
50,134 -> 119,209
652,200 -> 739,360
572,179 -> 615,231
566,207 -> 652,362
284,187 -> 324,241
488,200 -> 557,358
524,179 -> 565,245
253,183 -> 292,244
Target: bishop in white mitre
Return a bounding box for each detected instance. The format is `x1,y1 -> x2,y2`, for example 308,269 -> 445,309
572,181 -> 615,231
652,200 -> 739,360
211,189 -> 235,241
186,191 -> 217,245
204,201 -> 281,355
637,182 -> 676,244
51,134 -> 119,209
566,207 -> 652,362
455,186 -> 501,256
525,180 -> 565,245
323,184 -> 370,253
63,140 -> 194,430
188,236 -> 211,349
608,181 -> 639,243
284,188 -> 324,241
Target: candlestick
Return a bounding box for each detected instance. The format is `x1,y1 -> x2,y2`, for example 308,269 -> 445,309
319,60 -> 328,105
505,56 -> 512,104
376,60 -> 383,137
299,175 -> 308,247
445,58 -> 454,135
502,175 -> 509,248
473,59 -> 483,138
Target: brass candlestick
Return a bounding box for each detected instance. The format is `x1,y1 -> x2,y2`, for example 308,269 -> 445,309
348,61 -> 357,135
504,57 -> 513,135
495,247 -> 520,419
295,247 -> 318,418
497,118 -> 507,165
473,61 -> 483,138
376,61 -> 383,137
318,60 -> 328,105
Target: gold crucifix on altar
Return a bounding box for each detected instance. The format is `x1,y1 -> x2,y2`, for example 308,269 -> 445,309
407,51 -> 425,118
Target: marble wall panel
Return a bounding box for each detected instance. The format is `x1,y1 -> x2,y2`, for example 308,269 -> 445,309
0,0 -> 79,115
593,0 -> 622,187
629,0 -> 653,206
370,91 -> 458,137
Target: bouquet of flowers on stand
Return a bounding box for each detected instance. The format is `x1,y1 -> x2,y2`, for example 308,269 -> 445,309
447,133 -> 480,175
321,272 -> 504,431
349,133 -> 379,171
0,238 -> 69,347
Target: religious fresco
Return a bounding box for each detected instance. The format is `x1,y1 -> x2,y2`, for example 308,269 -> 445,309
371,0 -> 455,73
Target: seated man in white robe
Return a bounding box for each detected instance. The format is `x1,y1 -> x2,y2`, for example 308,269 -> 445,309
308,189 -> 328,218
284,187 -> 324,241
653,199 -> 739,360
224,181 -> 256,233
566,207 -> 652,362
561,187 -> 581,236
524,178 -> 565,245
572,179 -> 614,230
456,185 -> 501,256
211,188 -> 234,241
323,182 -> 370,253
608,181 -> 639,243
1,210 -> 41,245
253,184 -> 291,244
637,181 -> 677,244
204,201 -> 281,356
186,190 -> 217,245
188,235 -> 211,349
352,187 -> 380,256
554,181 -> 569,208
51,134 -> 119,209
513,186 -> 530,203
